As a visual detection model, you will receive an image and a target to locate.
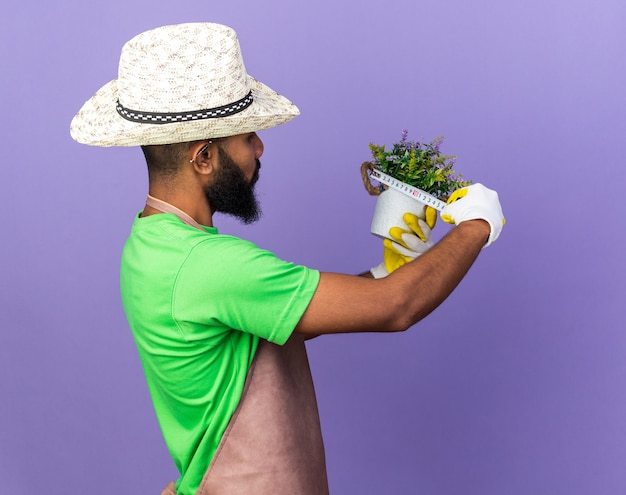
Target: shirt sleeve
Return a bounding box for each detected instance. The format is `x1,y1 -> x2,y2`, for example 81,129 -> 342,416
171,234 -> 320,345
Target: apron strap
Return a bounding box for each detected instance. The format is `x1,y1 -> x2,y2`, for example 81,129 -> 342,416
145,194 -> 206,231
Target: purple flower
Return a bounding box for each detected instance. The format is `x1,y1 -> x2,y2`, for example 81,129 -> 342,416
432,135 -> 444,153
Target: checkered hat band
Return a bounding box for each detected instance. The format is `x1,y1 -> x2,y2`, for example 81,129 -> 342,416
116,91 -> 254,124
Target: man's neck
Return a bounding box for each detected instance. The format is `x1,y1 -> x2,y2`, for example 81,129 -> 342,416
143,184 -> 214,227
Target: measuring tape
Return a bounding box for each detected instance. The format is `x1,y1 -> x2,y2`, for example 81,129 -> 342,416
369,168 -> 448,211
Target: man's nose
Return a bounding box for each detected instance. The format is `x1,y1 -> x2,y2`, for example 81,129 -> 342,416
253,133 -> 264,159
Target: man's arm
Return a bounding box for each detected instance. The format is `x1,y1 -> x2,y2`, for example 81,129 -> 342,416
294,219 -> 489,336
295,183 -> 505,337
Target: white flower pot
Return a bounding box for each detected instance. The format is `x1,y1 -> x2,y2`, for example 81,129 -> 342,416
370,188 -> 427,240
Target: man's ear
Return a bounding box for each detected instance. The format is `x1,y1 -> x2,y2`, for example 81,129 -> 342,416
189,141 -> 216,176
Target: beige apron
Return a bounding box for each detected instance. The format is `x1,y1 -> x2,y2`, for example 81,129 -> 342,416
147,197 -> 328,495
162,335 -> 328,495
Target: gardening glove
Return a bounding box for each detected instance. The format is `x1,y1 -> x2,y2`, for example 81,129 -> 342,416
440,183 -> 506,247
370,208 -> 437,278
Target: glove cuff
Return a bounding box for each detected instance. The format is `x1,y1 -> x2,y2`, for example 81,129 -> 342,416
461,215 -> 502,248
370,262 -> 389,279
483,217 -> 502,247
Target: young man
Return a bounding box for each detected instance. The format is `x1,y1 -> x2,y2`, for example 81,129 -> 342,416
71,23 -> 504,495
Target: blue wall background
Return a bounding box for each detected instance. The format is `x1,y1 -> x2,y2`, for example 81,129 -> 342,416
2,1 -> 625,493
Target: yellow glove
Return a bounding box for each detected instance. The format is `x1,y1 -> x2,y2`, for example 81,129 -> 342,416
370,208 -> 437,278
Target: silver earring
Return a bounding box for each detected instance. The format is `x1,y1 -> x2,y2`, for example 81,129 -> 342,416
190,141 -> 212,163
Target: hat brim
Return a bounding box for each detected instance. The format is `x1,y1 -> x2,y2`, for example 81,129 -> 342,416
70,76 -> 299,147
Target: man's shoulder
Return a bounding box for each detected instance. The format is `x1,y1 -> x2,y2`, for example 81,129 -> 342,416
122,214 -> 268,265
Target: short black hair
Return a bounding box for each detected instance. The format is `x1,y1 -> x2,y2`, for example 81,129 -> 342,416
141,142 -> 197,182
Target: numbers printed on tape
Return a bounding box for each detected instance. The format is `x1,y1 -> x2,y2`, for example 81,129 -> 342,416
369,169 -> 447,211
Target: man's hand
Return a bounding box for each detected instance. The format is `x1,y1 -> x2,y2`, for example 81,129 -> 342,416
370,207 -> 437,278
441,183 -> 505,247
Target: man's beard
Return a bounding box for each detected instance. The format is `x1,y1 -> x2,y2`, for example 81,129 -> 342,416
204,146 -> 262,224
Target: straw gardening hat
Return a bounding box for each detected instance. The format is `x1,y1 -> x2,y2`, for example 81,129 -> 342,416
70,23 -> 300,147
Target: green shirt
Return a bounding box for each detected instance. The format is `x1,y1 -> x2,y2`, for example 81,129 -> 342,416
120,213 -> 320,494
